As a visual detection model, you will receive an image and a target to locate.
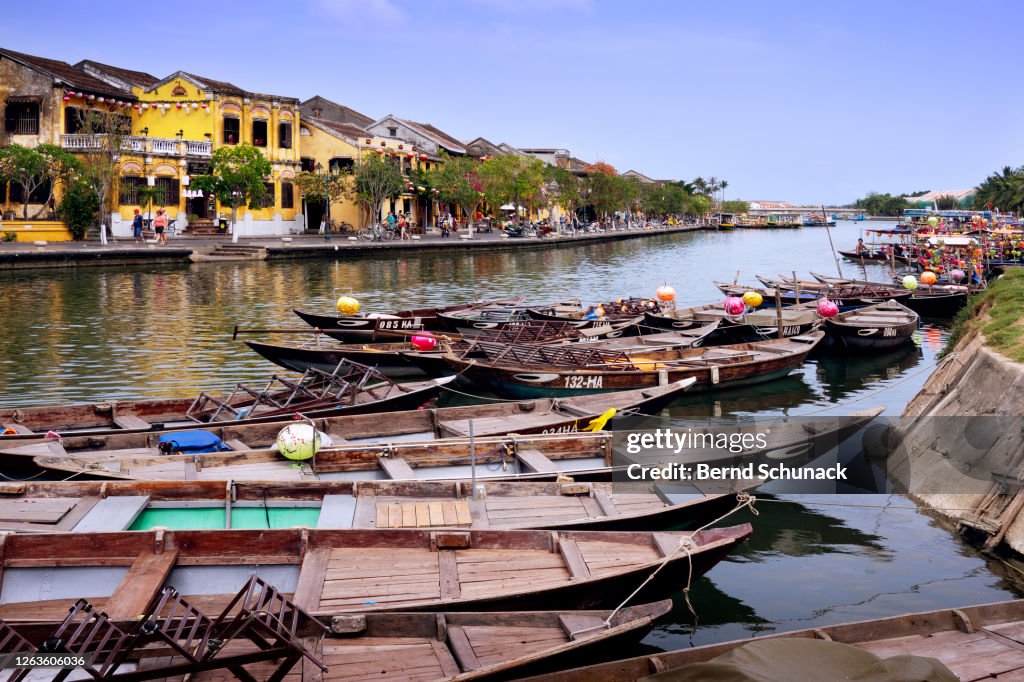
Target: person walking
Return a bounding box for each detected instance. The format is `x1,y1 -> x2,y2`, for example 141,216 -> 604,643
153,209 -> 168,245
399,214 -> 411,240
132,209 -> 144,245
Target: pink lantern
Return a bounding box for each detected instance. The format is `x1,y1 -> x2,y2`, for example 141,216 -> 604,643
950,269 -> 966,282
723,296 -> 745,315
62,95 -> 70,102
817,299 -> 839,318
176,102 -> 182,108
410,334 -> 437,351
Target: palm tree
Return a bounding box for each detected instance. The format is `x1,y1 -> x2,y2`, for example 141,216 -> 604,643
975,166 -> 1024,213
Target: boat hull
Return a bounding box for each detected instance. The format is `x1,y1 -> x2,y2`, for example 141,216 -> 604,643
245,340 -> 443,378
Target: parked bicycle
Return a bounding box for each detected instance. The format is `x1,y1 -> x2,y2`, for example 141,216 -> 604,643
357,223 -> 397,242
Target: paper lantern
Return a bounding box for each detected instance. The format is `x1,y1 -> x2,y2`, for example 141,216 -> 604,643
742,291 -> 763,308
927,216 -> 939,227
902,275 -> 919,290
192,102 -> 199,109
655,285 -> 676,302
817,299 -> 839,318
336,296 -> 360,315
723,297 -> 745,315
75,91 -> 83,98
951,269 -> 966,281
176,102 -> 182,108
97,97 -> 104,103
921,271 -> 937,285
275,423 -> 321,461
88,94 -> 95,101
142,103 -> 150,110
419,154 -> 428,160
62,95 -> 70,102
410,334 -> 437,351
133,104 -> 141,110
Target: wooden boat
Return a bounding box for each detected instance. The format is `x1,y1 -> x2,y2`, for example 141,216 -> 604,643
243,320 -> 651,379
435,300 -> 587,335
519,598 -> 1024,682
27,406 -> 884,485
824,300 -> 918,351
643,304 -> 819,343
1,380 -> 696,460
807,271 -> 970,317
31,432 -> 621,482
0,524 -> 752,617
293,297 -> 527,343
715,280 -> 913,309
0,479 -> 753,534
439,332 -> 825,398
0,361 -> 454,442
837,248 -> 912,264
527,297 -> 661,324
0,597 -> 671,682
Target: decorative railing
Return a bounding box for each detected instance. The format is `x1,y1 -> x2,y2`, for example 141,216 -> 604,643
60,135 -> 212,157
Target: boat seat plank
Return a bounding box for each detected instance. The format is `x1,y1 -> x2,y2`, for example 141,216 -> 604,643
593,489 -> 618,517
559,614 -> 608,641
293,547 -> 331,612
0,498 -> 78,523
379,456 -> 417,480
104,547 -> 179,620
440,414 -> 548,438
72,495 -> 150,532
653,532 -> 689,557
316,495 -> 357,529
516,448 -> 559,474
112,415 -> 151,430
439,550 -> 460,600
223,438 -> 249,451
558,538 -> 591,580
447,625 -> 481,671
1,423 -> 33,435
429,639 -> 462,679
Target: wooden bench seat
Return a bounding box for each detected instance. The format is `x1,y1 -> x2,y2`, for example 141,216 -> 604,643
516,448 -> 559,474
112,415 -> 151,430
378,456 -> 417,480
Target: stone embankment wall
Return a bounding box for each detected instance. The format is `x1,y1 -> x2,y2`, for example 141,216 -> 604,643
896,332 -> 1024,554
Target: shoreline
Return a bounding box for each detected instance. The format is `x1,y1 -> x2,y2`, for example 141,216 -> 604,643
0,224 -> 706,271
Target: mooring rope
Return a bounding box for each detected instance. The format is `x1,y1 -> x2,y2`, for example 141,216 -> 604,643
569,492 -> 760,639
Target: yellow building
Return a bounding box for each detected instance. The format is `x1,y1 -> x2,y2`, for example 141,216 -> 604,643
80,63 -> 302,237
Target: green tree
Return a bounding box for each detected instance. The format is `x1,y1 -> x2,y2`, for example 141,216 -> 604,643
974,166 -> 1024,213
350,154 -> 405,227
584,162 -> 630,222
721,200 -> 750,214
427,153 -> 484,236
0,143 -> 81,219
935,194 -> 961,210
479,155 -> 545,224
57,178 -> 100,241
192,144 -> 273,243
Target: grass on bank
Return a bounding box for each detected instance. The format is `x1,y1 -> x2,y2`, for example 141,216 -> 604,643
941,268 -> 1024,362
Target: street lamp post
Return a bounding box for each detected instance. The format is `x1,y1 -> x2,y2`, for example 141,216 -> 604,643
317,162 -> 331,241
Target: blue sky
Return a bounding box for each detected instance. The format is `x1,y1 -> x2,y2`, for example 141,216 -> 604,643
7,0 -> 1022,203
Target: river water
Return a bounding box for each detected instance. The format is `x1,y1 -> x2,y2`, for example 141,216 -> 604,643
1,222 -> 1021,654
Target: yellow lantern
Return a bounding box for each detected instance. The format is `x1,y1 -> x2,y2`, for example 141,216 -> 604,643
336,296 -> 361,315
742,291 -> 763,308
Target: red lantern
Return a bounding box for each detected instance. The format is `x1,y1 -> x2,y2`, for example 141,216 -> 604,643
656,285 -> 676,302
176,102 -> 182,109
817,300 -> 839,318
723,297 -> 745,315
407,153 -> 414,159
62,95 -> 70,102
419,154 -> 428,161
410,335 -> 437,351
375,149 -> 384,155
133,104 -> 141,110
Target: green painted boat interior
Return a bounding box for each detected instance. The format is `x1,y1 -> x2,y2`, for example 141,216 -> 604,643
128,507 -> 321,530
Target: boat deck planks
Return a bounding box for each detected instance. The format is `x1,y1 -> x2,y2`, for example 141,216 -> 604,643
0,497 -> 78,523
373,500 -> 472,529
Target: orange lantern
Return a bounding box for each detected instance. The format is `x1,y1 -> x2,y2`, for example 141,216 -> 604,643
921,271 -> 938,285
656,285 -> 676,302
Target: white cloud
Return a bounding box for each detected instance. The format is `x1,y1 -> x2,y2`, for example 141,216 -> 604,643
465,0 -> 591,13
315,0 -> 405,23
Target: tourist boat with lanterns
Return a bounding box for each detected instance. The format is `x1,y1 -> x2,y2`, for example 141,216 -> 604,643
0,381 -> 697,467
0,360 -> 452,443
293,296 -> 533,343
805,271 -> 971,318
642,298 -> 821,343
823,300 -> 919,351
238,320 -> 639,379
436,331 -> 826,399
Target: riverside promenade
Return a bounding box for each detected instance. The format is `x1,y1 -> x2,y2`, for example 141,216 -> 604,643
0,223 -> 705,270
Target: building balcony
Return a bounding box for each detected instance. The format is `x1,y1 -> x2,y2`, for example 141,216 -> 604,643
61,134 -> 212,157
